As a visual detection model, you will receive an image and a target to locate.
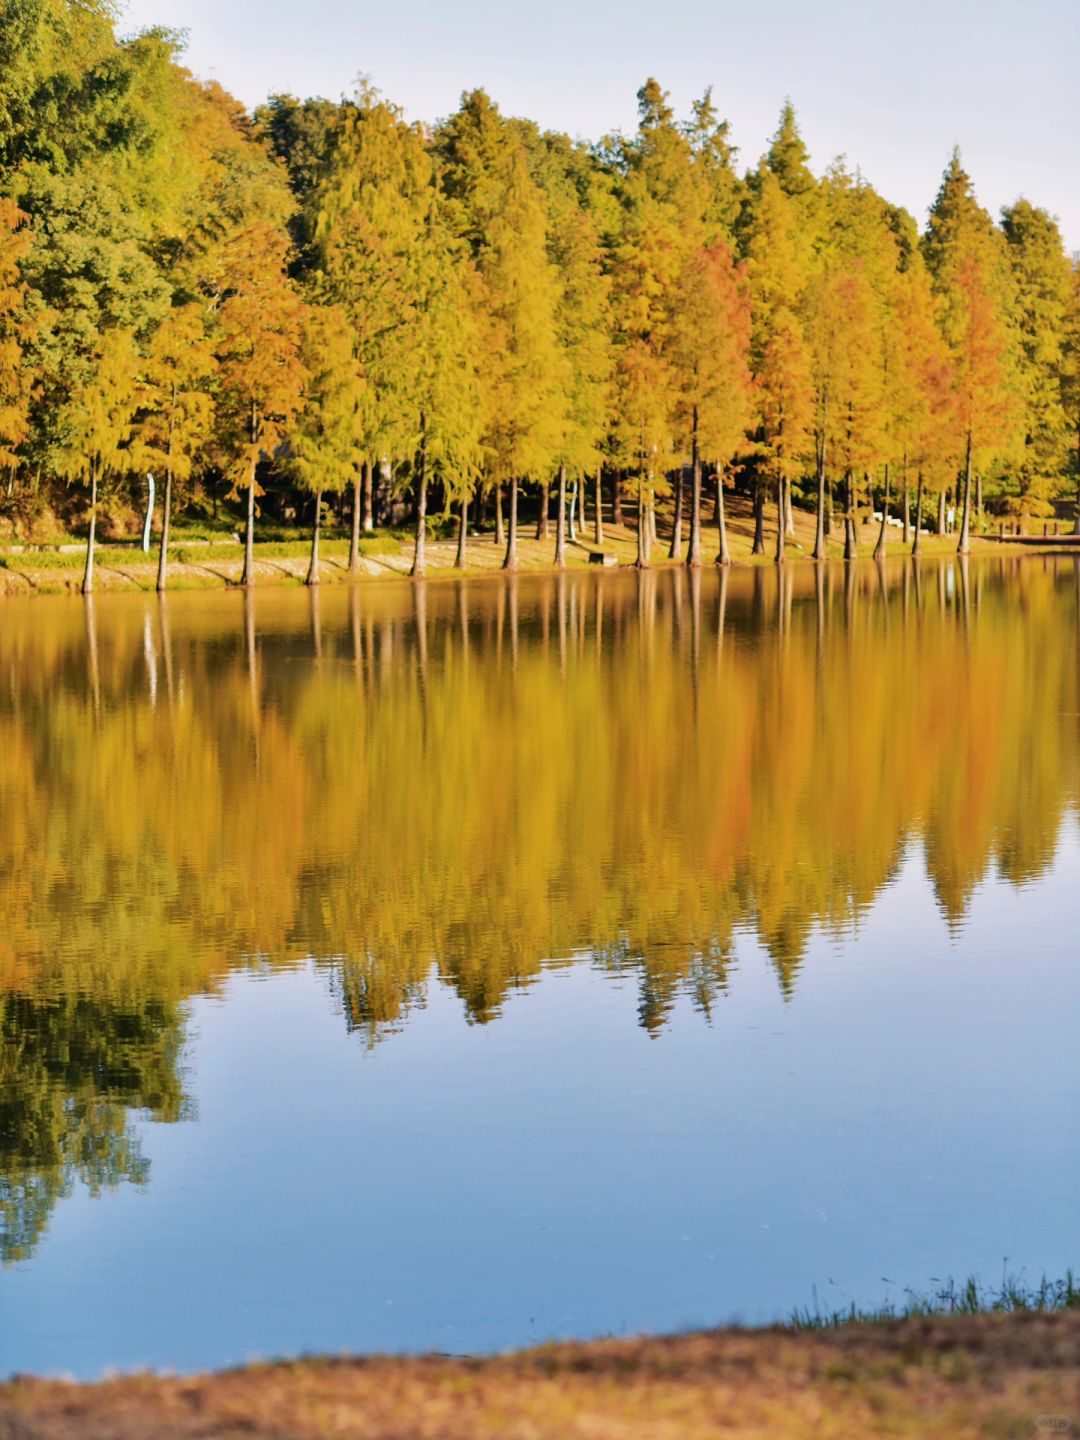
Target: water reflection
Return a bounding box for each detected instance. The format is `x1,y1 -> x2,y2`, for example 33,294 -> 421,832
0,557 -> 1077,1262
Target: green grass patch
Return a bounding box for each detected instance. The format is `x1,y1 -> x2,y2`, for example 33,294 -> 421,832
790,1269 -> 1079,1329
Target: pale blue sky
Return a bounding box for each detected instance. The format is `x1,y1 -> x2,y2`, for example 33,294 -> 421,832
121,0 -> 1079,251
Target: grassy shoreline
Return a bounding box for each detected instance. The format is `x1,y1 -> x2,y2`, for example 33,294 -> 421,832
2,1310 -> 1076,1438
1,495 -> 1072,598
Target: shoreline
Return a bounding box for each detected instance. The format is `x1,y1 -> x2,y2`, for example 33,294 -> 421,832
2,1311 -> 1077,1438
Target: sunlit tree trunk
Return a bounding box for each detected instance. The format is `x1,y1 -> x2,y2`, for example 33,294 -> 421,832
843,469 -> 857,562
349,464 -> 362,573
156,464 -> 172,594
554,462 -> 567,569
362,459 -> 374,533
635,472 -> 649,569
901,455 -> 910,545
912,472 -> 924,557
715,470 -> 731,566
668,466 -> 684,560
411,424 -> 428,578
306,486 -> 322,586
455,492 -> 468,569
241,455 -> 256,588
784,477 -> 795,536
937,487 -> 946,536
774,471 -> 786,563
813,409 -> 827,560
751,475 -> 765,555
957,428 -> 973,556
594,469 -> 603,547
495,484 -> 504,546
686,411 -> 702,569
82,458 -> 98,596
502,476 -> 518,571
536,478 -> 550,540
873,463 -> 890,561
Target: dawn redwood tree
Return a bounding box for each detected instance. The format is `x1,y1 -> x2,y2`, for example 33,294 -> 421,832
1061,263 -> 1080,532
670,240 -> 753,566
289,302 -> 363,585
0,200 -> 32,486
215,221 -> 307,587
54,328 -> 142,595
134,303 -> 216,592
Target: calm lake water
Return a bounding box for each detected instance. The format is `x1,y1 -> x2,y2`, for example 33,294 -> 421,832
1,558 -> 1078,1379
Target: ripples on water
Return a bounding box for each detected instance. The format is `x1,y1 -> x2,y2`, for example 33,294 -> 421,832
1,557 -> 1078,1376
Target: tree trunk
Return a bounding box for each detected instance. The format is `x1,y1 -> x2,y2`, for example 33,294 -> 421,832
241,451 -> 256,588
635,475 -> 649,568
715,470 -> 731,566
843,470 -> 857,562
686,413 -> 702,568
594,469 -> 603,547
957,429 -> 973,556
902,456 -> 910,546
306,487 -> 322,586
937,487 -> 946,536
455,492 -> 468,569
784,477 -> 795,536
495,485 -> 504,546
536,479 -> 550,540
502,476 -> 518,571
156,466 -> 172,594
668,466 -> 684,560
568,478 -> 578,543
554,463 -> 567,569
813,419 -> 827,560
774,473 -> 786,563
362,459 -> 374,532
613,472 -> 624,526
751,475 -> 765,555
873,463 -> 890,561
577,472 -> 586,534
411,429 -> 428,578
913,472 -> 924,557
82,460 -> 98,596
975,470 -> 983,520
349,466 -> 362,572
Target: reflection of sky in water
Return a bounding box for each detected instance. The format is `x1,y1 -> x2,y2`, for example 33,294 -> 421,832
5,828 -> 1078,1379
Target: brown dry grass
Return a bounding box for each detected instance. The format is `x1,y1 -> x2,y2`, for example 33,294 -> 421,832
2,1312 -> 1077,1439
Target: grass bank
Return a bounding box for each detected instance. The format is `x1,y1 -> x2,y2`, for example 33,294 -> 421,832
3,1278 -> 1076,1439
0,496 -> 1066,597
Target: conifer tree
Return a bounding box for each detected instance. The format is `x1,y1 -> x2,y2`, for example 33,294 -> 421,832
289,302 -> 363,585
1001,200 -> 1072,519
1062,263 -> 1080,533
215,221 -> 307,587
54,328 -> 142,594
134,303 -> 216,592
0,199 -> 32,486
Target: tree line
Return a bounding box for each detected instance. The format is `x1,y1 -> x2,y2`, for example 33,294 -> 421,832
1,0 -> 1079,593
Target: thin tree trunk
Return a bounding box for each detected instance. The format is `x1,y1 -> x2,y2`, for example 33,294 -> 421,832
813,417 -> 827,560
362,459 -> 374,533
913,472 -> 924,556
715,470 -> 731,565
774,473 -> 786,563
668,466 -> 684,560
536,479 -> 550,541
455,492 -> 468,568
577,473 -> 586,534
554,463 -> 567,569
1074,425 -> 1080,535
957,429 -> 973,556
495,485 -> 504,546
975,470 -> 983,519
937,487 -> 946,536
784,477 -> 795,536
502,476 -> 518,571
241,451 -> 256,588
635,474 -> 649,568
349,466 -> 362,572
411,428 -> 428,578
751,475 -> 765,555
902,455 -> 910,545
568,478 -> 578,543
156,465 -> 172,594
82,460 -> 98,596
843,469 -> 857,561
873,463 -> 890,561
306,487 -> 322,585
687,412 -> 702,568
613,472 -> 624,526
594,469 -> 603,547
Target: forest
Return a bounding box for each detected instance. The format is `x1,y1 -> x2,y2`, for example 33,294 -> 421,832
1,0 -> 1079,592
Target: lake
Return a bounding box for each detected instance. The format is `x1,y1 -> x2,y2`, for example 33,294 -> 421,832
1,557 -> 1077,1379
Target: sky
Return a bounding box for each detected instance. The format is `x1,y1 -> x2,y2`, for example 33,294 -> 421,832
119,0 -> 1080,252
